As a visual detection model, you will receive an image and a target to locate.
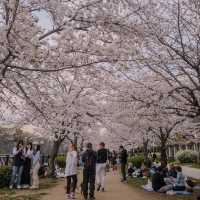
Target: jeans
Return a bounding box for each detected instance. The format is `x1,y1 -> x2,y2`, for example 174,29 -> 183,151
83,169 -> 95,199
121,163 -> 127,181
10,165 -> 23,187
66,175 -> 78,194
96,163 -> 106,188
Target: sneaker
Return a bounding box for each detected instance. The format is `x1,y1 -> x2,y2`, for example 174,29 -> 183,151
9,185 -> 13,189
89,197 -> 95,200
101,188 -> 105,192
70,192 -> 76,199
17,185 -> 21,189
66,194 -> 71,199
30,186 -> 39,189
22,184 -> 29,189
97,184 -> 101,192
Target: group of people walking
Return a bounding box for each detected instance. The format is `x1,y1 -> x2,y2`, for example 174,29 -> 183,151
65,142 -> 128,200
9,140 -> 41,189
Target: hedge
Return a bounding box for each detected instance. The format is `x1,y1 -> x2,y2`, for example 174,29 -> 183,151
55,155 -> 66,168
129,155 -> 144,168
176,150 -> 198,164
0,165 -> 12,188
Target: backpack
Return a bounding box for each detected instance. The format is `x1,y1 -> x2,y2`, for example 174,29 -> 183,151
84,152 -> 94,169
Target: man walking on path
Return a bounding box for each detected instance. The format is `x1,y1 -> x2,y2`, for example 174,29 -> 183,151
119,145 -> 128,182
82,143 -> 97,200
96,142 -> 108,192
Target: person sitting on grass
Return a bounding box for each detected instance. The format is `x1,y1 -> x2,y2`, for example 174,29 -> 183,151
127,163 -> 135,177
173,166 -> 185,191
152,167 -> 166,192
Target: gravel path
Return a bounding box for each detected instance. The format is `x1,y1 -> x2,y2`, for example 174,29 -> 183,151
41,173 -> 193,200
182,166 -> 200,179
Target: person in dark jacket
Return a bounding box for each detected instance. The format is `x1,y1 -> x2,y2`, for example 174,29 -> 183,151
21,142 -> 33,188
119,145 -> 128,182
152,167 -> 166,192
111,150 -> 117,173
96,142 -> 108,192
9,140 -> 25,189
82,143 -> 97,200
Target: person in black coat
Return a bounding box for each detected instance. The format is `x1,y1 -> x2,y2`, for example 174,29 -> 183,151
21,142 -> 33,188
152,167 -> 166,192
119,145 -> 128,182
82,143 -> 97,200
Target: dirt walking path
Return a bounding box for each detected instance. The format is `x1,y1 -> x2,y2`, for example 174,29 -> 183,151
41,173 -> 191,200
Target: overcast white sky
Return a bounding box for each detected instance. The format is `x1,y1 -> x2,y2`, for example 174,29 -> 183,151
34,10 -> 53,31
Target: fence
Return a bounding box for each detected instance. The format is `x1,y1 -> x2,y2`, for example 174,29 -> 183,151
0,154 -> 49,167
0,154 -> 12,166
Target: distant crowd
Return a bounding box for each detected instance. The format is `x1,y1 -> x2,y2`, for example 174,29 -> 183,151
9,140 -> 199,200
64,142 -> 128,200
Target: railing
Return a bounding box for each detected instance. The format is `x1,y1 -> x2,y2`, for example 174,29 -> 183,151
0,154 -> 49,167
0,154 -> 12,166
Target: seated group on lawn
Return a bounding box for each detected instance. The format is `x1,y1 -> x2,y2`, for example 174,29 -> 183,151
128,161 -> 195,194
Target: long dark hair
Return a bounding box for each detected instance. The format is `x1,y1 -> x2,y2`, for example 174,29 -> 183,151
69,143 -> 77,151
26,142 -> 33,152
16,140 -> 24,150
36,145 -> 40,152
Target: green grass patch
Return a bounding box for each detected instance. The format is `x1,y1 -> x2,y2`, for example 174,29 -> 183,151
39,178 -> 58,190
127,177 -> 194,200
190,163 -> 200,169
0,178 -> 58,200
0,188 -> 16,195
0,193 -> 44,200
128,177 -> 148,188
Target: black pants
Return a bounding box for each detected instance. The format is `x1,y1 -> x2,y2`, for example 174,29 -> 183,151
21,158 -> 31,185
173,185 -> 186,191
83,169 -> 95,199
66,175 -> 77,194
121,163 -> 127,181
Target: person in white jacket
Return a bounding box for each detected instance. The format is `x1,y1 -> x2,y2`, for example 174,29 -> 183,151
30,145 -> 41,189
65,143 -> 78,199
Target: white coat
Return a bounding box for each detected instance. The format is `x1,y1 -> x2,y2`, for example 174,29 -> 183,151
65,151 -> 78,177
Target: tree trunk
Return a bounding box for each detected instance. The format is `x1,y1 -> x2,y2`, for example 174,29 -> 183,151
160,139 -> 168,167
143,139 -> 149,163
73,132 -> 78,149
80,138 -> 84,152
49,138 -> 63,177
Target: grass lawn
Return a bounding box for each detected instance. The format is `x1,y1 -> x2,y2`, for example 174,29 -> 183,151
0,178 -> 59,200
128,177 -> 195,200
189,163 -> 200,169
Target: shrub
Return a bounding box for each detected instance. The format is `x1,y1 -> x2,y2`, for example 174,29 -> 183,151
176,150 -> 198,164
144,159 -> 152,168
55,155 -> 66,168
129,155 -> 144,168
0,166 -> 12,188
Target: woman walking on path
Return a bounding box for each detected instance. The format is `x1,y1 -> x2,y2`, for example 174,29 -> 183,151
9,140 -> 25,189
21,142 -> 33,188
65,143 -> 78,199
31,145 -> 41,189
